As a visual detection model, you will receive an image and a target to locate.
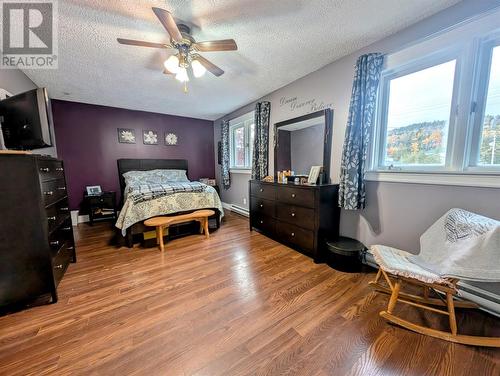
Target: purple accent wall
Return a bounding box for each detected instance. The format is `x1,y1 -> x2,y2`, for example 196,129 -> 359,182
52,100 -> 215,210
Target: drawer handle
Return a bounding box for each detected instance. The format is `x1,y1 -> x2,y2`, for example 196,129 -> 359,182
60,207 -> 69,212
260,188 -> 264,192
260,220 -> 264,224
259,204 -> 263,208
67,246 -> 74,250
57,187 -> 66,191
56,167 -> 64,171
291,193 -> 296,198
62,227 -> 71,231
54,264 -> 64,269
47,216 -> 56,221
44,191 -> 54,196
40,167 -> 50,172
291,213 -> 296,217
291,232 -> 295,237
50,240 -> 59,246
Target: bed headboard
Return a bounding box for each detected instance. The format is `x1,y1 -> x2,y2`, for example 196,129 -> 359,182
117,158 -> 189,201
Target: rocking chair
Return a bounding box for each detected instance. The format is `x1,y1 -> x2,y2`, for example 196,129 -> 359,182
369,245 -> 500,347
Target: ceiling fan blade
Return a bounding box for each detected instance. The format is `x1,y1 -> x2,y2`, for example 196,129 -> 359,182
194,39 -> 237,52
152,7 -> 183,43
195,55 -> 224,77
117,38 -> 169,49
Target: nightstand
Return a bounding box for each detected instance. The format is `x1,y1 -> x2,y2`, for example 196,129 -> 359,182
84,191 -> 117,225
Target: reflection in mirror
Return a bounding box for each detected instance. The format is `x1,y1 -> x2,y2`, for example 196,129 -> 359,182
276,118 -> 325,175
275,109 -> 333,184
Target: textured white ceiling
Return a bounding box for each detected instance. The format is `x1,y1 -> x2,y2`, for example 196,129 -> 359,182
23,0 -> 461,120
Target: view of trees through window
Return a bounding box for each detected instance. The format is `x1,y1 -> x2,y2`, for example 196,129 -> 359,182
478,46 -> 500,165
232,126 -> 245,167
386,120 -> 446,165
229,113 -> 255,169
383,60 -> 455,166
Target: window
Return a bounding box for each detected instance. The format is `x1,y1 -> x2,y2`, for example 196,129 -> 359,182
475,45 -> 500,167
371,19 -> 500,183
229,112 -> 254,170
380,60 -> 456,168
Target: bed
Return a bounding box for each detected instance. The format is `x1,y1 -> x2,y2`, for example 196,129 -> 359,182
115,158 -> 224,247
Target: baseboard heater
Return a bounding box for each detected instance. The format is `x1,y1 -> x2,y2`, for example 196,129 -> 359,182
230,204 -> 249,217
363,251 -> 500,317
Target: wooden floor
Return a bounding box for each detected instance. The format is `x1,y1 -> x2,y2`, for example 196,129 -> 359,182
0,212 -> 498,375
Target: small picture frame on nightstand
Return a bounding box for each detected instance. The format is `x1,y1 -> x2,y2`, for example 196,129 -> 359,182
86,185 -> 102,196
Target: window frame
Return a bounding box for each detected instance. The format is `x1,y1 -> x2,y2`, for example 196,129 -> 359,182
373,49 -> 462,172
467,35 -> 500,172
229,112 -> 255,171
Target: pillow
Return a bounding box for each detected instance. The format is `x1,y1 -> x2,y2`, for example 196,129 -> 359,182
123,169 -> 189,185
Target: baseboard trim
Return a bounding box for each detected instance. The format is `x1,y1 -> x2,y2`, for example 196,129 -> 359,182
71,210 -> 89,225
221,202 -> 249,217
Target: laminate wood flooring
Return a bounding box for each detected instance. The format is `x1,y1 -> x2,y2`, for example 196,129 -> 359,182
0,212 -> 498,375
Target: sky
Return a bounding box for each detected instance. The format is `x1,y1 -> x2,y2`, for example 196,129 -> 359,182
484,46 -> 500,119
386,46 -> 500,131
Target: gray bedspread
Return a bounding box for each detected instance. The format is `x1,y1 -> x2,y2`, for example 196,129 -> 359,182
116,184 -> 224,236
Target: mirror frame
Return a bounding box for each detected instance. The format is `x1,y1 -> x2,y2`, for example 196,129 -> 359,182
274,108 -> 333,184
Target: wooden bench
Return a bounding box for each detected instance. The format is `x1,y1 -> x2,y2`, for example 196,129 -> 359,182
144,209 -> 215,252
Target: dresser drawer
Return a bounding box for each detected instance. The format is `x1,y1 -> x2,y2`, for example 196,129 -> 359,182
251,213 -> 276,234
46,199 -> 70,233
37,159 -> 64,182
250,182 -> 276,200
250,197 -> 275,218
276,204 -> 315,230
276,222 -> 315,253
41,179 -> 67,207
52,242 -> 72,286
277,186 -> 315,208
48,218 -> 73,254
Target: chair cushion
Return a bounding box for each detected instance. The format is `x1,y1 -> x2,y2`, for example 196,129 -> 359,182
370,245 -> 454,287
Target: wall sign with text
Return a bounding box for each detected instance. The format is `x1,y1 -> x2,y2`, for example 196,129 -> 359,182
279,96 -> 333,113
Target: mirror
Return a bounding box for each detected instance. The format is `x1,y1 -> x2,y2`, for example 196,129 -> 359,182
274,109 -> 333,183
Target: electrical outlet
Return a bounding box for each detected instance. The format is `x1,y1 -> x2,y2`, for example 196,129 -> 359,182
243,198 -> 247,205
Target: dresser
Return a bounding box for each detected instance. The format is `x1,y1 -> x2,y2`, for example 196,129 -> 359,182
0,154 -> 76,308
249,180 -> 340,261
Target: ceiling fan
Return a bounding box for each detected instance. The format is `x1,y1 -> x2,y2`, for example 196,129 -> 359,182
117,7 -> 237,92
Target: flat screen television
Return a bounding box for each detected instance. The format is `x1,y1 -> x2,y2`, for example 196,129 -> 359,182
0,88 -> 53,150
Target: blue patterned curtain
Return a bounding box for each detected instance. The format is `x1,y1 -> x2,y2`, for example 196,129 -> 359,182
339,53 -> 384,210
221,119 -> 231,189
252,101 -> 271,180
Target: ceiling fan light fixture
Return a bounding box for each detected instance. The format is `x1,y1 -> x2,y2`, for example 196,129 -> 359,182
175,67 -> 189,82
164,55 -> 180,74
191,59 -> 207,78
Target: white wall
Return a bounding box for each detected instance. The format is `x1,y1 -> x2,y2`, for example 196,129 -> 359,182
214,0 -> 500,242
0,69 -> 57,157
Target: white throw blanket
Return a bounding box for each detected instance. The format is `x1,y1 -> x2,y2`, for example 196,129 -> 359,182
408,208 -> 500,282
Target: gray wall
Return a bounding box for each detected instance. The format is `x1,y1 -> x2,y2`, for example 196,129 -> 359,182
291,124 -> 324,175
214,0 -> 500,248
0,69 -> 56,157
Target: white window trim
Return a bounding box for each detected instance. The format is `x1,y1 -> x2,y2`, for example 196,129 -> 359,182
467,34 -> 500,171
230,168 -> 252,174
367,13 -> 500,187
372,49 -> 462,173
365,171 -> 500,188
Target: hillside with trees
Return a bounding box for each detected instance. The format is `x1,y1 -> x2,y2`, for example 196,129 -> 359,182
385,115 -> 500,166
385,120 -> 446,165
